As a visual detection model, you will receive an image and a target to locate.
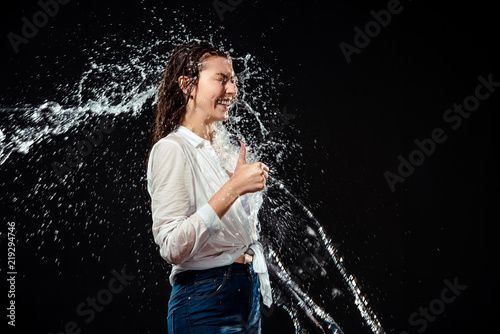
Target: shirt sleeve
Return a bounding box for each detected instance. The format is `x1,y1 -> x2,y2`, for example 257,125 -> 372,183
147,139 -> 223,265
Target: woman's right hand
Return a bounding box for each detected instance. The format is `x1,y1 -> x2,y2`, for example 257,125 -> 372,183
230,141 -> 269,196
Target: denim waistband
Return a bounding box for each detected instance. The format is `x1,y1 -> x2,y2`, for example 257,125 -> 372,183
174,262 -> 255,284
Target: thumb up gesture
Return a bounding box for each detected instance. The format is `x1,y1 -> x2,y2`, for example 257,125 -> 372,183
231,141 -> 269,196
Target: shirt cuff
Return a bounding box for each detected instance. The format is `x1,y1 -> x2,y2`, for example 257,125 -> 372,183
197,202 -> 223,237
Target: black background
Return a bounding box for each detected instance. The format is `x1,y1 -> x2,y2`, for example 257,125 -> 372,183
1,0 -> 498,333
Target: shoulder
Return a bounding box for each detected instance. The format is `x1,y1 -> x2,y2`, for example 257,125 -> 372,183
152,131 -> 190,153
153,136 -> 182,151
150,132 -> 194,166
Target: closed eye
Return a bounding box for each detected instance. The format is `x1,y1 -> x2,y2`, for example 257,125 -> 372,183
216,73 -> 236,85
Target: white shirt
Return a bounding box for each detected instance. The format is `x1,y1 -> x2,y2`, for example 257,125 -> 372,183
147,124 -> 272,307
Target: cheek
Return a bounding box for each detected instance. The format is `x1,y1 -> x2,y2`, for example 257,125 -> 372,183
206,90 -> 219,104
205,91 -> 217,106
194,79 -> 223,106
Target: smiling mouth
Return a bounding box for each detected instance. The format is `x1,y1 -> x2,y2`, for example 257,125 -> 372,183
216,97 -> 233,108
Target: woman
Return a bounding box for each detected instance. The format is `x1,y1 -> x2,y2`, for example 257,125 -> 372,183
147,40 -> 272,333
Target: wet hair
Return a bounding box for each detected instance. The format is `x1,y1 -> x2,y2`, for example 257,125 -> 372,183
149,40 -> 230,151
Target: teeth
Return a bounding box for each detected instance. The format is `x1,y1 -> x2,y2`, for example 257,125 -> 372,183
217,98 -> 232,106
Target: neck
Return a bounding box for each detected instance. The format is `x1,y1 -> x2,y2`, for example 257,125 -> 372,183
182,122 -> 216,142
180,108 -> 216,143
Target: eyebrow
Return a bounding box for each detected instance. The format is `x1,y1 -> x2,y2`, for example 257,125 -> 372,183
215,73 -> 237,81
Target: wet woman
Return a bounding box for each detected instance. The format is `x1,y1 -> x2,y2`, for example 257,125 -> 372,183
146,40 -> 272,333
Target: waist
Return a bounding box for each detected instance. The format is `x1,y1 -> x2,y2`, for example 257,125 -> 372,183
174,261 -> 255,285
234,253 -> 253,264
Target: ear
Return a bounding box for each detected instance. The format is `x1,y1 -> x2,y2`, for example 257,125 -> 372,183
178,75 -> 190,93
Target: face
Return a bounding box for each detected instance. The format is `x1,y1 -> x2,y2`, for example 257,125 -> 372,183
190,56 -> 237,123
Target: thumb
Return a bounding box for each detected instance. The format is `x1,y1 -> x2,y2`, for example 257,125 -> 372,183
237,140 -> 247,165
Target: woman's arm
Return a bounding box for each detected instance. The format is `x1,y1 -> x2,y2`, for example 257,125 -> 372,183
210,141 -> 269,219
208,177 -> 239,219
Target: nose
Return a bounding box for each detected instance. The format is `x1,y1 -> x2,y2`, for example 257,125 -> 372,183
225,80 -> 237,97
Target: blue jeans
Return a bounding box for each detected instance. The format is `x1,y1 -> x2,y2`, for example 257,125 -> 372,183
167,262 -> 261,334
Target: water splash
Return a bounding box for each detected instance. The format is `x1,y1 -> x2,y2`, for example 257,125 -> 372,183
1,3 -> 385,333
270,180 -> 384,333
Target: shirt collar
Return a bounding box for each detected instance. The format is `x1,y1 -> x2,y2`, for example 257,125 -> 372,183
175,125 -> 209,148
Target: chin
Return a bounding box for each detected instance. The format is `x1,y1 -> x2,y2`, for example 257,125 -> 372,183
218,112 -> 229,121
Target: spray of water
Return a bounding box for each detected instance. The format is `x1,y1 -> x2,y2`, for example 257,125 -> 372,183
1,4 -> 385,333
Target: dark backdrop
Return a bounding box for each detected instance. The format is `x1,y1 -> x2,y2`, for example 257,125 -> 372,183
1,1 -> 498,334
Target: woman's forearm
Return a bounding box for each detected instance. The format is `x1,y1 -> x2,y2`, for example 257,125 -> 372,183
208,178 -> 240,220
